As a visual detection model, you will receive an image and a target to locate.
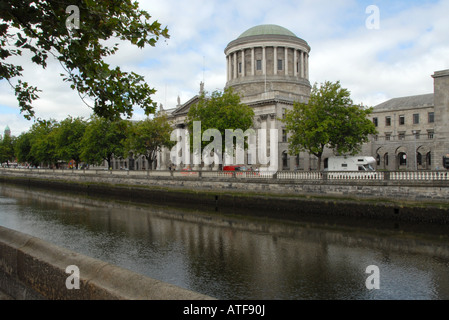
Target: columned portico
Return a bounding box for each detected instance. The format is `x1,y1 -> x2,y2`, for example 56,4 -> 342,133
224,25 -> 311,100
225,46 -> 310,81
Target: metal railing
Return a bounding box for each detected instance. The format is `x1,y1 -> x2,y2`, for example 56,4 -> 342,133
1,167 -> 448,182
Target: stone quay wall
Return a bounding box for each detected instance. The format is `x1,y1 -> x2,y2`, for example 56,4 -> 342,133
0,225 -> 214,300
1,168 -> 449,201
1,168 -> 449,224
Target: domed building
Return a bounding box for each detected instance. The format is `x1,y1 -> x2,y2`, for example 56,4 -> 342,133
109,24 -> 449,172
223,24 -> 312,171
224,24 -> 311,101
157,24 -> 313,171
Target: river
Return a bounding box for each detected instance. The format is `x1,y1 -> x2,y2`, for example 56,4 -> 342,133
1,182 -> 449,300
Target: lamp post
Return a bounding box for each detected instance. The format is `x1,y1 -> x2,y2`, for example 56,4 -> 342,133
412,130 -> 417,171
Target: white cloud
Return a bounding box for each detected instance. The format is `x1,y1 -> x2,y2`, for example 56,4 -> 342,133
309,0 -> 449,106
1,0 -> 448,135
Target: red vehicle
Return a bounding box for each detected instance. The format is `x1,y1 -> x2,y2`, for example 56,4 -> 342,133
223,165 -> 258,176
181,167 -> 197,176
223,165 -> 247,172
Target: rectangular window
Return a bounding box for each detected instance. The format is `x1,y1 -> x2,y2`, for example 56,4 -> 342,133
373,117 -> 378,127
277,59 -> 283,71
428,131 -> 434,139
413,113 -> 420,124
428,112 -> 435,123
398,132 -> 405,140
385,133 -> 391,141
385,116 -> 391,126
399,115 -> 405,125
256,60 -> 262,71
238,62 -> 242,73
282,129 -> 287,142
414,131 -> 420,139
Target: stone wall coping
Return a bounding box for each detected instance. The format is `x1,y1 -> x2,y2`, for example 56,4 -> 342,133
0,226 -> 214,300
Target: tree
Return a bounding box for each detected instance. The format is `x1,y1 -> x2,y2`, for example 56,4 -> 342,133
80,116 -> 128,168
53,116 -> 87,168
0,133 -> 16,166
28,119 -> 59,167
283,81 -> 377,171
14,131 -> 39,167
0,0 -> 169,120
186,88 -> 255,166
125,112 -> 175,170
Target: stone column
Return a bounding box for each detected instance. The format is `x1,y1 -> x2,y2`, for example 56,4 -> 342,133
259,115 -> 268,170
294,50 -> 298,77
300,51 -> 305,78
226,55 -> 228,82
273,46 -> 277,75
226,54 -> 231,81
241,49 -> 245,77
305,53 -> 309,79
233,52 -> 237,79
270,114 -> 278,171
156,150 -> 161,170
284,47 -> 288,76
251,48 -> 255,76
160,147 -> 167,170
229,54 -> 233,80
262,46 -> 266,75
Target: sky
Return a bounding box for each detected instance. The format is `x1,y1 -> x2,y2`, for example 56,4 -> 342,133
1,0 -> 449,137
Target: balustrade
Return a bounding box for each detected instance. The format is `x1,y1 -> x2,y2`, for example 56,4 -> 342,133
1,167 -> 448,182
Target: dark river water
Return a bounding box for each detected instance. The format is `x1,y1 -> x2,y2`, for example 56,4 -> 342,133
1,182 -> 449,300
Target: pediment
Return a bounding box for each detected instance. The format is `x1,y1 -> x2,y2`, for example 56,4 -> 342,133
170,95 -> 200,117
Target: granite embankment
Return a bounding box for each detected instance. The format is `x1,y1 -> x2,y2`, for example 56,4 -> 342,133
0,225 -> 214,300
1,168 -> 449,224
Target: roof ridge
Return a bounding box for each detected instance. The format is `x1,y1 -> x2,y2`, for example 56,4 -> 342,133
374,93 -> 434,111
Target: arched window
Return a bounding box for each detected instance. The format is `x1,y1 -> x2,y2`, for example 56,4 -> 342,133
295,154 -> 300,170
398,152 -> 407,166
426,152 -> 432,166
282,151 -> 289,170
417,152 -> 422,166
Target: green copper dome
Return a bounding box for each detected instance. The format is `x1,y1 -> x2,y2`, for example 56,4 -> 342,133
238,24 -> 297,39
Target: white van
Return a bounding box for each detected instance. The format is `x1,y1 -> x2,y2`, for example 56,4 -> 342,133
325,156 -> 376,171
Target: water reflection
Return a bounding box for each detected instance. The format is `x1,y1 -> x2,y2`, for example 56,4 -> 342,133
1,183 -> 449,300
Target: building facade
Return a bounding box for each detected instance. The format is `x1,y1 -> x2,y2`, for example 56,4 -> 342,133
152,25 -> 449,172
365,69 -> 449,171
160,24 -> 316,171
223,25 -> 312,171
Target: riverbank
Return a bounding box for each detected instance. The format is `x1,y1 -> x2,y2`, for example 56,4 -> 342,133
0,225 -> 214,300
1,168 -> 449,225
3,183 -> 449,300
